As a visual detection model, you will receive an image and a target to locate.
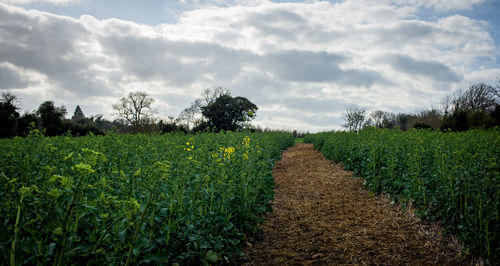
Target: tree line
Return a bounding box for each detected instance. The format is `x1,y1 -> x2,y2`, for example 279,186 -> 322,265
342,81 -> 500,132
0,87 -> 259,138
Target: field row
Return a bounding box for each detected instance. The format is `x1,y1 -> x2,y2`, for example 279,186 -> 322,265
0,131 -> 294,265
305,129 -> 499,263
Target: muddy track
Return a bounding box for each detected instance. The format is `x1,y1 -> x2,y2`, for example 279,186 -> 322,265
244,143 -> 464,265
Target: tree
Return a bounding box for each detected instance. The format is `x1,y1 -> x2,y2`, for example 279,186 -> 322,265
72,105 -> 85,120
200,87 -> 231,106
201,95 -> 258,132
159,116 -> 188,134
0,92 -> 20,138
178,101 -> 201,130
441,82 -> 499,131
449,83 -> 499,113
342,105 -> 367,132
37,101 -> 67,136
370,110 -> 397,129
415,108 -> 442,129
17,112 -> 38,136
112,91 -> 155,132
178,87 -> 231,130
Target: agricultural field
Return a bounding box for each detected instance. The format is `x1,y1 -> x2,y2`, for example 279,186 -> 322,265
0,131 -> 294,265
305,128 -> 499,263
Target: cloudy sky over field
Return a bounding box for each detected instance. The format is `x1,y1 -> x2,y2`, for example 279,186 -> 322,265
1,0 -> 499,131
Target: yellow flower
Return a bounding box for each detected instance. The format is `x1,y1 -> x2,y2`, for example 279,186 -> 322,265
242,136 -> 251,148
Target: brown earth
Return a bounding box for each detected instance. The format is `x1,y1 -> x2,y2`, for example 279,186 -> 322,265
243,143 -> 465,265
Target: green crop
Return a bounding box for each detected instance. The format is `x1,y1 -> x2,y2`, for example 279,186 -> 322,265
305,128 -> 499,264
0,131 -> 294,265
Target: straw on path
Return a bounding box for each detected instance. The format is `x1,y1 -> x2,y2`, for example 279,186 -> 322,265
244,143 -> 463,265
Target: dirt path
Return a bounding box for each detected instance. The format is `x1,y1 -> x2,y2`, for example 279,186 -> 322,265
244,143 -> 463,265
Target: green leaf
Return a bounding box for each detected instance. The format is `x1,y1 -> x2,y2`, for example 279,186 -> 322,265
206,250 -> 219,263
47,242 -> 56,256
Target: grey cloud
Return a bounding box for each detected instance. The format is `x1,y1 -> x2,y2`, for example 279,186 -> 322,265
0,5 -> 113,96
101,30 -> 390,91
264,50 -> 346,82
258,109 -> 343,129
381,21 -> 435,42
239,9 -> 308,41
282,97 -> 345,113
248,9 -> 307,24
262,50 -> 388,87
224,6 -> 346,46
0,4 -> 392,105
98,34 -> 254,86
0,65 -> 33,89
386,54 -> 462,82
296,113 -> 343,127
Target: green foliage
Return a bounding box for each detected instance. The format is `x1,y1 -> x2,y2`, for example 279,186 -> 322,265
412,122 -> 432,130
0,132 -> 294,265
0,93 -> 20,138
158,120 -> 188,134
201,95 -> 258,132
36,101 -> 67,137
441,109 -> 498,131
63,121 -> 104,137
305,128 -> 499,263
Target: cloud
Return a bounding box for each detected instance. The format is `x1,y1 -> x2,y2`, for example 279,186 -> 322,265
0,63 -> 34,89
0,1 -> 498,131
389,0 -> 486,11
0,4 -> 114,97
0,0 -> 80,5
385,54 -> 462,83
260,50 -> 388,87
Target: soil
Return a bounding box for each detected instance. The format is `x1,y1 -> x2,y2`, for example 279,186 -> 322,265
243,143 -> 465,265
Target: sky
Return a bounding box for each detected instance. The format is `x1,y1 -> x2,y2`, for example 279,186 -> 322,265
0,0 -> 499,132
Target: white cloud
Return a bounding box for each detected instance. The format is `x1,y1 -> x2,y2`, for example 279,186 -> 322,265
390,0 -> 486,11
0,0 -> 80,5
0,1 -> 498,131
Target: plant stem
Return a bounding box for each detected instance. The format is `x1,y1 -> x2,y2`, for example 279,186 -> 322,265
10,196 -> 23,266
125,178 -> 159,266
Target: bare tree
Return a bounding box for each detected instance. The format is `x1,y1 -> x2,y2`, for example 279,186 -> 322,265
450,83 -> 499,113
369,110 -> 397,129
112,91 -> 155,130
370,110 -> 384,128
342,105 -> 367,132
201,87 -> 231,106
178,99 -> 202,129
415,108 -> 442,129
178,87 -> 231,130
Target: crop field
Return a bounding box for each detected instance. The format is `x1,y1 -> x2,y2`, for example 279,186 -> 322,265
305,128 -> 499,263
0,131 -> 294,265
